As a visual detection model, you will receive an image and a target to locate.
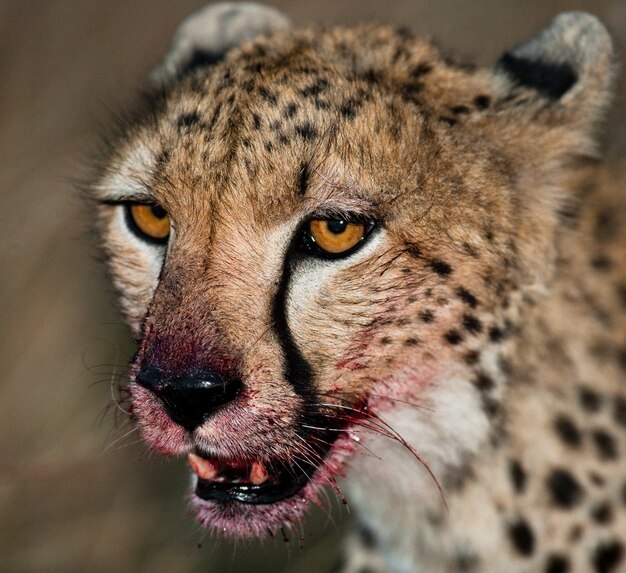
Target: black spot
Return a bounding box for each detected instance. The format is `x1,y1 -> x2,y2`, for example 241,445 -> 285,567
456,287 -> 478,308
258,86 -> 277,105
614,396 -> 626,427
297,162 -> 310,196
404,338 -> 419,346
410,62 -> 433,77
380,337 -> 392,345
591,429 -> 618,460
419,309 -> 435,323
590,501 -> 613,525
591,255 -> 613,272
300,79 -> 329,98
463,314 -> 483,334
294,123 -> 317,141
589,472 -> 605,487
594,208 -> 620,242
474,373 -> 494,392
474,95 -> 491,109
592,541 -> 623,573
579,386 -> 602,413
499,53 -> 577,99
340,98 -> 362,119
488,326 -> 505,342
439,116 -> 458,126
252,113 -> 262,130
399,81 -> 424,105
283,102 -> 298,119
454,552 -> 480,572
508,518 -> 535,556
509,459 -> 527,493
444,330 -> 463,345
545,555 -> 569,573
358,522 -> 377,548
177,112 -> 202,130
622,482 -> 626,505
264,141 -> 273,153
553,415 -> 582,448
464,350 -> 480,365
546,469 -> 584,509
313,98 -> 331,110
429,259 -> 452,277
451,105 -> 470,114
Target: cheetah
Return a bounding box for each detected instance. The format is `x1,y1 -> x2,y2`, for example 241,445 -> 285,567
90,4 -> 626,572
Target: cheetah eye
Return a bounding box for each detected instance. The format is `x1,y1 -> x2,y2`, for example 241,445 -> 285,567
298,216 -> 376,258
125,203 -> 170,244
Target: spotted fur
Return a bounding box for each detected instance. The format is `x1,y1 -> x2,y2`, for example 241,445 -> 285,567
91,4 -> 625,572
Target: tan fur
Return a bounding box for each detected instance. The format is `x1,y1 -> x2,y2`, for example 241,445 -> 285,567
92,7 -> 625,572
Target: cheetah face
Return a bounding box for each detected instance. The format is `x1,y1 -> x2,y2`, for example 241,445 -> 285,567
92,4 -> 613,537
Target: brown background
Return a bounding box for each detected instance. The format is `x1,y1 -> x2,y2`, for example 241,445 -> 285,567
1,2 -> 624,572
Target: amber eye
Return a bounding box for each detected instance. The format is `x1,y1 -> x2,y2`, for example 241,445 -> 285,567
126,203 -> 170,244
301,217 -> 374,257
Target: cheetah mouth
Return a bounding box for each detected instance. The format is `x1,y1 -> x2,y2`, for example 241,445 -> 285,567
189,451 -> 318,505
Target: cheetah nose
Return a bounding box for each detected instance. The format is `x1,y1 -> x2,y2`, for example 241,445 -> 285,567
136,366 -> 242,431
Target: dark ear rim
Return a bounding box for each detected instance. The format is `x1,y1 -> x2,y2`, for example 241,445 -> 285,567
494,12 -> 614,103
497,52 -> 578,100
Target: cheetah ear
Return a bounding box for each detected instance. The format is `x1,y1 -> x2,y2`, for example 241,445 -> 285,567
494,12 -> 615,133
152,2 -> 290,85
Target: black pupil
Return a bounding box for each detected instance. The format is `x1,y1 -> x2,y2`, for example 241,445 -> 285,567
326,219 -> 347,234
150,204 -> 167,219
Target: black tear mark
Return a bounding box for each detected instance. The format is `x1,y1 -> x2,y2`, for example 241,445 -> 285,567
498,53 -> 578,99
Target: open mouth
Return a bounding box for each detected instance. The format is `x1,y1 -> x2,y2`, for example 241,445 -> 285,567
189,451 -> 318,504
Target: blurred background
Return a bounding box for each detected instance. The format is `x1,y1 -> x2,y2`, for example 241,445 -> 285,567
1,1 -> 624,572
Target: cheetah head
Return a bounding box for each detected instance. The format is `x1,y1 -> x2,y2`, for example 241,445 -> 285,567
92,3 -> 615,537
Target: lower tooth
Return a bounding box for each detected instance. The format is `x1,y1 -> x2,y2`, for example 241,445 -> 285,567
250,461 -> 269,485
188,453 -> 219,480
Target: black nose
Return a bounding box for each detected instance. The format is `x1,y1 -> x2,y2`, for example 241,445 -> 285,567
136,366 -> 242,431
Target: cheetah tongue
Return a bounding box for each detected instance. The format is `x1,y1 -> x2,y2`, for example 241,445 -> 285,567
188,453 -> 219,481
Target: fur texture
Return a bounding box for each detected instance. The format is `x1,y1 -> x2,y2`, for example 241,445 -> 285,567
91,5 -> 625,572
